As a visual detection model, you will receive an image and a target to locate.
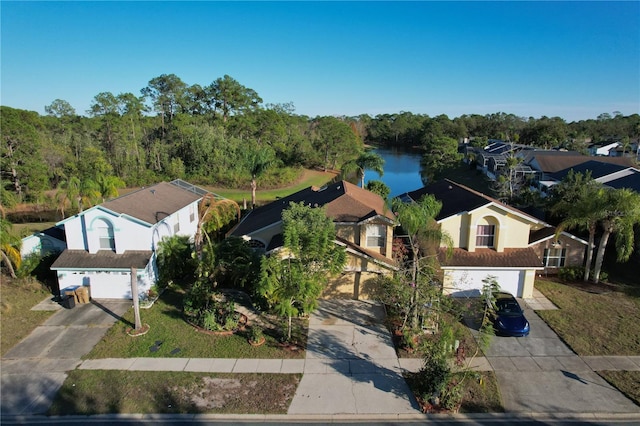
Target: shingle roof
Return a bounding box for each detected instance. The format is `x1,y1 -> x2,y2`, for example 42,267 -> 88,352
100,181 -> 202,225
528,227 -> 557,245
51,249 -> 153,270
604,170 -> 640,192
230,180 -> 395,237
337,237 -> 398,269
550,160 -> 630,181
400,179 -> 544,224
524,153 -> 634,174
438,248 -> 543,268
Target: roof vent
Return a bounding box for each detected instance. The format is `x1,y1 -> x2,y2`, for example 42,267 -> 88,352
448,185 -> 453,190
150,189 -> 156,195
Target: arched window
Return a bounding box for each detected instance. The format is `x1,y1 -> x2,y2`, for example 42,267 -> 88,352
476,217 -> 497,248
96,219 -> 115,251
247,239 -> 266,250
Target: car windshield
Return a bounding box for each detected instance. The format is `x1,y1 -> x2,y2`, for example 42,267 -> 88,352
496,299 -> 522,316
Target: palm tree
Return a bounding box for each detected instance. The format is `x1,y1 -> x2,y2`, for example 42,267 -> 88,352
340,151 -> 385,187
55,176 -> 81,219
245,147 -> 275,208
194,193 -> 241,255
96,174 -> 125,202
592,188 -> 640,283
1,219 -> 21,278
552,180 -> 606,282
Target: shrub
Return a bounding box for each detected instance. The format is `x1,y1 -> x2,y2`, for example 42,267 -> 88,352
558,266 -> 583,282
248,325 -> 264,343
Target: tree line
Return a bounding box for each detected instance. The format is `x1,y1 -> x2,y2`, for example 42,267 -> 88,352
2,72 -> 639,212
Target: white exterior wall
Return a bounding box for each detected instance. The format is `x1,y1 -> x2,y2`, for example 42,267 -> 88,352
442,268 -> 537,298
56,199 -> 200,300
57,267 -> 152,300
443,269 -> 522,297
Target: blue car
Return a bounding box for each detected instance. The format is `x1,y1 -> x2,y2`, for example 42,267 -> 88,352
492,292 -> 530,337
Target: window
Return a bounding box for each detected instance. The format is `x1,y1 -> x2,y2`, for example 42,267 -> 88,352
476,225 -> 495,247
366,224 -> 386,248
96,221 -> 115,251
174,213 -> 180,233
189,204 -> 195,222
544,248 -> 566,267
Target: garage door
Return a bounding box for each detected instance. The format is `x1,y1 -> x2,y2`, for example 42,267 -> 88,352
86,272 -> 133,299
444,269 -> 524,297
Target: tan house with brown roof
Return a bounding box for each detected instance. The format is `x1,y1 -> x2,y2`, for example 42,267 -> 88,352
228,180 -> 397,299
400,180 -> 589,298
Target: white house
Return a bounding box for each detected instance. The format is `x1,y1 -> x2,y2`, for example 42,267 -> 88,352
50,180 -> 206,299
20,226 -> 66,258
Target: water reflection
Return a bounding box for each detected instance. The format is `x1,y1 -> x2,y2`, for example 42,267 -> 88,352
364,146 -> 425,197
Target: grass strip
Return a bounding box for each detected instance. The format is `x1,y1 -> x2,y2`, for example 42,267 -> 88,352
597,371 -> 640,407
535,280 -> 640,356
86,287 -> 306,359
48,370 -> 301,415
0,278 -> 54,356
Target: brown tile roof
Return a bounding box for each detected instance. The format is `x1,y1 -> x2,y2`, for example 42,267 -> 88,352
101,181 -> 202,225
51,249 -> 153,270
438,247 -> 543,268
336,237 -> 398,269
230,180 -> 395,237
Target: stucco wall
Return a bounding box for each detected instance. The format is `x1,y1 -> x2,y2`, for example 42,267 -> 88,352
440,204 -> 536,252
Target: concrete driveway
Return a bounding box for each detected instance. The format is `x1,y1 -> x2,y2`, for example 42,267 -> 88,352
1,299 -> 131,415
288,299 -> 420,415
485,302 -> 639,414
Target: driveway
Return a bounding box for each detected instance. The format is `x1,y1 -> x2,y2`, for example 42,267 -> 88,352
1,299 -> 131,415
287,299 -> 420,415
485,302 -> 639,414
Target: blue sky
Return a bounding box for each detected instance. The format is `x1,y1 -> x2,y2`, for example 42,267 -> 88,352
2,1 -> 639,122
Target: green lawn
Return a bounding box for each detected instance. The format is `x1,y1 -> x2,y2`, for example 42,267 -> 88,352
86,286 -> 306,359
535,279 -> 640,407
202,169 -> 338,205
535,280 -> 640,356
48,370 -> 301,415
0,277 -> 54,356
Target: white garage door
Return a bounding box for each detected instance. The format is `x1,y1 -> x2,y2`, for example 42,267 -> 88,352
445,269 -> 524,297
86,272 -> 133,299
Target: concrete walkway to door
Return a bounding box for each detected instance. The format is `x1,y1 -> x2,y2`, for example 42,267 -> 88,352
287,299 -> 421,415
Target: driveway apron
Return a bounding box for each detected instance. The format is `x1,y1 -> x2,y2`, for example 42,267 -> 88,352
485,303 -> 639,414
288,299 -> 420,415
1,299 -> 131,415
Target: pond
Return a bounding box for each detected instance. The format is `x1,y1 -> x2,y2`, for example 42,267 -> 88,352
364,146 -> 425,197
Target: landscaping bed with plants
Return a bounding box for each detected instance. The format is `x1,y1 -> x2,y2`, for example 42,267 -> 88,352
48,370 -> 301,415
86,286 -> 306,359
383,294 -> 502,413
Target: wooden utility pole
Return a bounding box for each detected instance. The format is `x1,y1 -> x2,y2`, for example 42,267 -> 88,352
131,266 -> 142,330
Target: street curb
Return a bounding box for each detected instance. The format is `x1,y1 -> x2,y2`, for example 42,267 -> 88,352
3,411 -> 640,423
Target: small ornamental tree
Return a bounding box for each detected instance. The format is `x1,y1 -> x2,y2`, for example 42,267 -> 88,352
258,202 -> 346,340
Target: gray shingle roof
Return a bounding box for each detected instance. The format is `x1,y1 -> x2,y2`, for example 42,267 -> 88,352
101,181 -> 202,225
51,250 -> 153,270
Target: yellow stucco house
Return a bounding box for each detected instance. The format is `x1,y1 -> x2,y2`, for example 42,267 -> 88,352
399,179 -> 589,298
227,180 -> 398,299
